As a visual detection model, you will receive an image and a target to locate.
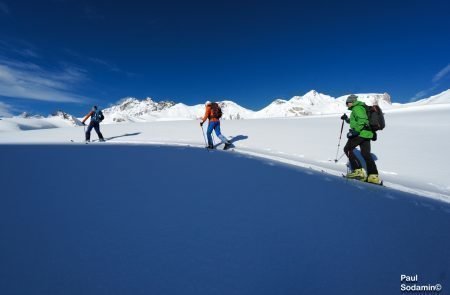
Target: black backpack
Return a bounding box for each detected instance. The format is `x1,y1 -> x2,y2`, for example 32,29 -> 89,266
210,102 -> 222,119
365,105 -> 385,131
92,110 -> 104,122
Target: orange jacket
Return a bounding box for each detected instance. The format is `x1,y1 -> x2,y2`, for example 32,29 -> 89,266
201,105 -> 219,123
81,111 -> 94,124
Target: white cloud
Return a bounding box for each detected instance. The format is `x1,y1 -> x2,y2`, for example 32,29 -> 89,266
0,40 -> 40,58
0,2 -> 9,14
0,101 -> 14,117
411,63 -> 450,101
0,58 -> 87,103
410,90 -> 429,102
432,64 -> 450,83
14,48 -> 40,58
88,57 -> 120,72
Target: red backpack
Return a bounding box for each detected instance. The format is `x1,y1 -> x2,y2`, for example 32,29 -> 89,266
210,102 -> 223,119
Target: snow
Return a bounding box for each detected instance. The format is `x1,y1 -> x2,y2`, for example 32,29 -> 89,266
1,100 -> 450,293
409,89 -> 450,105
1,102 -> 450,202
1,89 -> 449,129
1,144 -> 449,294
0,112 -> 81,132
95,88 -> 449,121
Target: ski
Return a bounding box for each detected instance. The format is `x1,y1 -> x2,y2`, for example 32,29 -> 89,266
70,140 -> 88,144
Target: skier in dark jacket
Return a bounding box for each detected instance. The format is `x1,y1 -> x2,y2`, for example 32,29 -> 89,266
200,101 -> 232,149
341,95 -> 381,184
81,106 -> 105,142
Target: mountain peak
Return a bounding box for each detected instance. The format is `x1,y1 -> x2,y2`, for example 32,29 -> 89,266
304,90 -> 319,96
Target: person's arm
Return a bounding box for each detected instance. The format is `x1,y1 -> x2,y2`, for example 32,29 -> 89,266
201,107 -> 210,124
81,111 -> 93,124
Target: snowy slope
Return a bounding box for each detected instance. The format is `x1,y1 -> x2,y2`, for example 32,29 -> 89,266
0,111 -> 82,132
1,103 -> 450,202
1,145 -> 449,294
409,89 -> 450,106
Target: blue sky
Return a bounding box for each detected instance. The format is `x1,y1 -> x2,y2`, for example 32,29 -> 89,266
0,0 -> 449,116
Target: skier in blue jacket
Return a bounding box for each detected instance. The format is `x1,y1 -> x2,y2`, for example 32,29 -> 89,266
81,106 -> 105,142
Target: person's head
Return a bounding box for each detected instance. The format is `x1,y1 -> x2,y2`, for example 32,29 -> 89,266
205,101 -> 211,107
92,105 -> 98,111
346,94 -> 358,107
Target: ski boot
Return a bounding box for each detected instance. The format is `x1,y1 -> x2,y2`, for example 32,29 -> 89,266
345,168 -> 367,181
367,174 -> 382,185
206,144 -> 214,149
223,142 -> 233,150
99,138 -> 105,142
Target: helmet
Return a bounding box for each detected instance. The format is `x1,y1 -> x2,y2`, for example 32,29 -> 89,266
205,101 -> 212,106
346,95 -> 358,104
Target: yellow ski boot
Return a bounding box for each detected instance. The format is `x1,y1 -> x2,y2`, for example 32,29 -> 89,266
345,168 -> 367,181
367,174 -> 383,185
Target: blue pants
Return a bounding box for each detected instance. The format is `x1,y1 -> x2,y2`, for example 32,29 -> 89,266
86,121 -> 104,141
206,121 -> 229,146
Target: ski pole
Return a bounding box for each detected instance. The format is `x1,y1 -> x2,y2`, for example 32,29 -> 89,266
335,152 -> 345,163
334,119 -> 345,162
200,124 -> 208,148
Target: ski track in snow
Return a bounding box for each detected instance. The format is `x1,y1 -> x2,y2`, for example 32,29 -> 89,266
71,139 -> 450,204
1,105 -> 450,204
2,134 -> 450,203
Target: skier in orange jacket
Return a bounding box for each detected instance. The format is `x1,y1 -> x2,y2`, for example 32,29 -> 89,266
200,101 -> 232,149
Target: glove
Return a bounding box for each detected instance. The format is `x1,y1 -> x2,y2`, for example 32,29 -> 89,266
341,114 -> 349,123
81,122 -> 86,126
200,122 -> 204,127
346,129 -> 359,139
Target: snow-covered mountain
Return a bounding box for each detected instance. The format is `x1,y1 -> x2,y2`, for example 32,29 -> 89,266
0,110 -> 82,132
1,89 -> 449,131
101,90 -> 397,122
254,91 -> 394,118
102,98 -> 255,123
102,97 -> 177,123
254,90 -> 338,118
51,111 -> 83,126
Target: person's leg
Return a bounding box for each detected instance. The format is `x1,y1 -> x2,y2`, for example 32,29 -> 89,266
213,121 -> 230,144
360,140 -> 378,175
93,122 -> 104,140
206,122 -> 215,147
344,137 -> 364,170
85,122 -> 94,141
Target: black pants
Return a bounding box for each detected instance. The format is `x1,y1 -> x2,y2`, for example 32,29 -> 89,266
86,121 -> 104,141
344,136 -> 378,175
